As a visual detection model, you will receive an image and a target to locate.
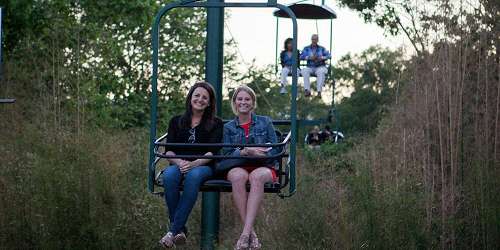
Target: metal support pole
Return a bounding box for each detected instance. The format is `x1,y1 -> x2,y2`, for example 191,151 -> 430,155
0,7 -> 3,79
275,17 -> 279,74
201,0 -> 224,249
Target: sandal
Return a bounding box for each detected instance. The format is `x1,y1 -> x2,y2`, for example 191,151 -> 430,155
159,232 -> 175,248
174,231 -> 187,245
234,234 -> 250,250
249,232 -> 262,250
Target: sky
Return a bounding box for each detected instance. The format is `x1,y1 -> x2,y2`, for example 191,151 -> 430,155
224,0 -> 409,68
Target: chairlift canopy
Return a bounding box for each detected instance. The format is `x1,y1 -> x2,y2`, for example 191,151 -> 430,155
273,3 -> 337,19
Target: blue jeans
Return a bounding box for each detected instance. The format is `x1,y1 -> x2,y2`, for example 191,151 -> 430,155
162,165 -> 213,234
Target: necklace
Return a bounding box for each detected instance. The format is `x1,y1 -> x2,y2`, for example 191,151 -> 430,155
191,115 -> 202,128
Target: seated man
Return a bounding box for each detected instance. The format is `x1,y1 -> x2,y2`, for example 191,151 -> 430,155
319,125 -> 332,144
306,126 -> 321,150
300,34 -> 331,97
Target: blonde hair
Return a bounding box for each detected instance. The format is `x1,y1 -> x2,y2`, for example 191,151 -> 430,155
231,85 -> 257,115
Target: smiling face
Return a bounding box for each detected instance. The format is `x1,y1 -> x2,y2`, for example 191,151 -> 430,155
234,90 -> 254,115
190,87 -> 210,113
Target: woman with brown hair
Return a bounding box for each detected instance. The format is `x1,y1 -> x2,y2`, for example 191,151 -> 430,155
159,81 -> 223,248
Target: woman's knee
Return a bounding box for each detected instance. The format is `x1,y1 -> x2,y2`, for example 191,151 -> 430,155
184,166 -> 212,183
228,168 -> 248,184
163,165 -> 181,183
249,168 -> 272,184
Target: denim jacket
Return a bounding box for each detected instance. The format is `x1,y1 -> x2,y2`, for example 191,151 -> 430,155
223,113 -> 279,158
280,50 -> 300,68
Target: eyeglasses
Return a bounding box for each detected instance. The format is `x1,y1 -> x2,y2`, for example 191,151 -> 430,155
188,128 -> 196,143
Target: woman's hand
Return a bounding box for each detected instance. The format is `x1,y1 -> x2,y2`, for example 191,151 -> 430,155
179,161 -> 195,173
242,147 -> 269,156
172,159 -> 187,167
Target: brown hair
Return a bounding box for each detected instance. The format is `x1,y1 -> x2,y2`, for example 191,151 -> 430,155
180,81 -> 217,130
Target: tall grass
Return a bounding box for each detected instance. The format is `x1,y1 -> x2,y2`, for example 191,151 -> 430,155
0,111 -> 164,249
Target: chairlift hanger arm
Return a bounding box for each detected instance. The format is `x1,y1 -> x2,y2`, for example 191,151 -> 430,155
149,0 -> 299,196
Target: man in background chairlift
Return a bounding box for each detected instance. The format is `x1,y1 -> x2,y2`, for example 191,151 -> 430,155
300,34 -> 331,98
319,125 -> 332,143
306,126 -> 321,150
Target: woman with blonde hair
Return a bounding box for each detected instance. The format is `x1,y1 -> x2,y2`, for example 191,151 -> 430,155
221,85 -> 278,250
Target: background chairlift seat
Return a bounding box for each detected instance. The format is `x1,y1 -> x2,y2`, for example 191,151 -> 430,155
0,99 -> 15,104
284,63 -> 330,78
274,3 -> 336,79
151,121 -> 292,196
304,129 -> 344,145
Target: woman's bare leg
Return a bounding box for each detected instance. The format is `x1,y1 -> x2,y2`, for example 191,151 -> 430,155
242,167 -> 273,235
227,167 -> 249,223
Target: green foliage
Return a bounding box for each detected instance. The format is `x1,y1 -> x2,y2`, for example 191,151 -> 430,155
300,139 -> 433,249
334,46 -> 405,135
0,118 -> 164,249
1,0 -> 210,129
1,1 -> 499,249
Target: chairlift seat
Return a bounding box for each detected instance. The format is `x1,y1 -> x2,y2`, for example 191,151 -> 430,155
155,176 -> 283,193
151,121 -> 292,195
0,99 -> 15,104
285,64 -> 331,78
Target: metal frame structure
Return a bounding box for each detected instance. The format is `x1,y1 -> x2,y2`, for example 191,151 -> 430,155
273,1 -> 336,74
148,1 -> 299,248
273,0 -> 342,137
152,123 -> 292,192
0,7 -> 15,104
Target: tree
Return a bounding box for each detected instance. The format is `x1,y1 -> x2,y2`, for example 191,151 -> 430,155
334,46 -> 405,134
1,0 -> 210,129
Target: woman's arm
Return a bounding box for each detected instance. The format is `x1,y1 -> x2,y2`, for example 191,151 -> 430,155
189,152 -> 213,167
165,150 -> 187,166
280,51 -> 285,67
265,117 -> 280,156
222,125 -> 237,156
178,152 -> 213,174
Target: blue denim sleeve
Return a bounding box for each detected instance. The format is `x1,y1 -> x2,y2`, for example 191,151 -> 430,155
280,51 -> 285,67
264,117 -> 279,156
300,47 -> 309,60
322,48 -> 331,59
222,125 -> 236,156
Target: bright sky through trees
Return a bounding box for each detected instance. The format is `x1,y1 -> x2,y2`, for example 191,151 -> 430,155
225,0 -> 410,67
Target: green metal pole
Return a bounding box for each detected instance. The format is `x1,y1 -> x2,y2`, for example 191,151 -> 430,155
329,19 -> 332,58
275,17 -> 279,74
0,7 -> 3,79
202,0 -> 224,249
